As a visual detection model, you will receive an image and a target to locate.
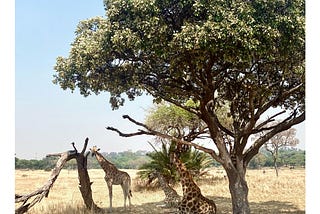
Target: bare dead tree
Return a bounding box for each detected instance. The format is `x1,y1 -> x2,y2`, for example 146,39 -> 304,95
263,127 -> 299,176
15,138 -> 101,214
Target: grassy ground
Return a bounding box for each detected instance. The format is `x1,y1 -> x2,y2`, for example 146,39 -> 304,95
15,167 -> 305,213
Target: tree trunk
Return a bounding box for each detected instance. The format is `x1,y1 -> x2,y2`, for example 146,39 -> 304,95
75,150 -> 101,212
273,157 -> 279,177
226,168 -> 250,214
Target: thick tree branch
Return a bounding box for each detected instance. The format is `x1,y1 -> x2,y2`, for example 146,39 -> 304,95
122,115 -> 149,129
255,83 -> 303,118
106,126 -> 154,137
183,127 -> 210,141
106,115 -> 223,163
252,110 -> 287,134
213,113 -> 234,137
80,137 -> 89,155
244,112 -> 305,163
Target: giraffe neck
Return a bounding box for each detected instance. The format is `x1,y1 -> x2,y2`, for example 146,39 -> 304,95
156,173 -> 174,195
174,153 -> 199,195
94,151 -> 115,172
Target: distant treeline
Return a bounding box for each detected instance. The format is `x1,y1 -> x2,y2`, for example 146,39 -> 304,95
248,147 -> 305,169
15,150 -> 151,170
15,148 -> 304,170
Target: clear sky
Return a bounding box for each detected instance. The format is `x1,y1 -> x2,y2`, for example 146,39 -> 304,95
15,0 -> 155,159
15,0 -> 305,160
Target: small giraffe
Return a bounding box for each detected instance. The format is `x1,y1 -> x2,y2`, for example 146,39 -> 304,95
90,146 -> 132,212
171,144 -> 217,214
148,170 -> 181,207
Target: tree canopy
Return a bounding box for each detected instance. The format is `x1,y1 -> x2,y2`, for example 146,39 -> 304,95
54,0 -> 304,109
53,0 -> 305,212
53,0 -> 304,154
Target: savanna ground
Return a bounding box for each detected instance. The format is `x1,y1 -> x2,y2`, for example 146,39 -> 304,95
15,167 -> 305,213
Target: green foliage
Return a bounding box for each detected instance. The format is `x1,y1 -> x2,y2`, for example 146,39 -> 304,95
278,148 -> 305,166
15,156 -> 57,170
15,147 -> 305,171
138,141 -> 213,184
103,150 -> 150,169
53,0 -> 305,165
54,0 -> 304,111
145,101 -> 205,138
141,100 -> 215,183
248,147 -> 305,169
138,142 -> 177,183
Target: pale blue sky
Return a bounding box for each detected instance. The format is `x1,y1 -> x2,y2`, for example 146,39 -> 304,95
15,0 -> 155,159
15,0 -> 305,160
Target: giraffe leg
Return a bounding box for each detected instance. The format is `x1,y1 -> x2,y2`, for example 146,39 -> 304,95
106,178 -> 113,212
107,184 -> 113,212
121,181 -> 132,209
128,189 -> 132,207
127,180 -> 132,207
121,185 -> 127,209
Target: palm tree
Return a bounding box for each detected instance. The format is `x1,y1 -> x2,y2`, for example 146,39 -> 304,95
138,140 -> 213,185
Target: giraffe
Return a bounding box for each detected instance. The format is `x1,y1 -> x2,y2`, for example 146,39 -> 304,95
171,144 -> 217,214
90,146 -> 132,212
148,170 -> 181,207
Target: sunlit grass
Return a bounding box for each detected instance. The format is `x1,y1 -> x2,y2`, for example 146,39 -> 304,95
15,168 -> 305,213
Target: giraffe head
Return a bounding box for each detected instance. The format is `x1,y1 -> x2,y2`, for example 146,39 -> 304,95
169,141 -> 189,164
90,146 -> 101,157
147,170 -> 158,185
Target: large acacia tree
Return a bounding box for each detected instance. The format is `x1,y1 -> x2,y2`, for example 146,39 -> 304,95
53,0 -> 305,213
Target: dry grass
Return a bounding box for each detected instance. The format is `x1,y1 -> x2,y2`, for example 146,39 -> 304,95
15,167 -> 305,213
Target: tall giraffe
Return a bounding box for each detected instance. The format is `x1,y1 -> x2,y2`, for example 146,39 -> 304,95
148,170 -> 181,207
90,146 -> 132,212
171,144 -> 217,214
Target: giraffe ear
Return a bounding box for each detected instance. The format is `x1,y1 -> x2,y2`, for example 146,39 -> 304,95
97,148 -> 100,152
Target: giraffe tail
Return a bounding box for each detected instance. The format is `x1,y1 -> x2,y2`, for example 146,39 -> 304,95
129,189 -> 132,197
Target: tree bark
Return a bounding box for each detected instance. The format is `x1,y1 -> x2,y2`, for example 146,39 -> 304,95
273,156 -> 279,177
75,150 -> 100,211
226,168 -> 250,214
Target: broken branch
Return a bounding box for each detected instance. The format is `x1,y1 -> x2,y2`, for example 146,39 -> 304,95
15,138 -> 101,214
15,152 -> 74,213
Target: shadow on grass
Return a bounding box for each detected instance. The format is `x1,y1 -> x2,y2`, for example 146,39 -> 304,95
210,196 -> 305,214
98,201 -> 176,214
249,200 -> 305,214
31,197 -> 304,214
104,197 -> 304,214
